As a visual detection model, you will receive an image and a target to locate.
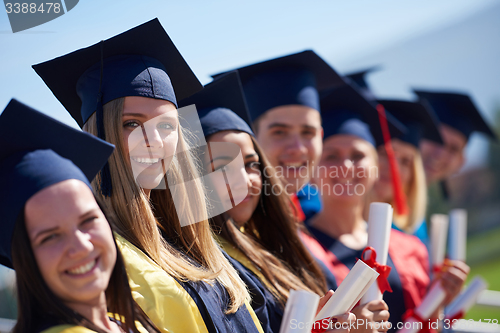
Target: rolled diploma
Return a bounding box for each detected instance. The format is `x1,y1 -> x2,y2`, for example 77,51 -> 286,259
280,289 -> 320,333
448,209 -> 467,262
361,202 -> 393,303
314,260 -> 379,321
444,277 -> 487,319
430,214 -> 449,270
398,282 -> 446,333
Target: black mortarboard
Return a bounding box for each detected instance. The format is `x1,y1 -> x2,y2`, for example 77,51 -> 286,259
320,83 -> 406,146
179,71 -> 254,138
212,50 -> 345,121
376,99 -> 443,147
0,99 -> 114,269
413,90 -> 497,141
344,66 -> 381,101
32,18 -> 202,127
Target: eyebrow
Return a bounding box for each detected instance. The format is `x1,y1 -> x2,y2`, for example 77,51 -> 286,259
210,156 -> 233,164
267,123 -> 317,131
122,113 -> 178,121
267,123 -> 292,129
245,153 -> 258,159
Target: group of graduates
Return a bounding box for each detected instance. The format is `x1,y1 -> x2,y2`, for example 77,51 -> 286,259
0,17 -> 497,333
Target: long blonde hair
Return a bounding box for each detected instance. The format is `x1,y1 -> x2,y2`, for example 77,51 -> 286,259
83,98 -> 249,313
393,149 -> 427,233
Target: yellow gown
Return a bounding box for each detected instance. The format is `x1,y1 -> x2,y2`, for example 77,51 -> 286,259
115,233 -> 263,333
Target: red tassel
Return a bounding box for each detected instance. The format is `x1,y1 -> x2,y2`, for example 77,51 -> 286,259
376,104 -> 409,216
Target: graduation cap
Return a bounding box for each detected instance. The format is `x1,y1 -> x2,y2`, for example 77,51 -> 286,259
344,66 -> 381,101
212,50 -> 345,121
413,90 -> 497,142
178,71 -> 254,138
32,18 -> 202,127
0,99 -> 114,269
320,83 -> 406,146
376,99 -> 443,147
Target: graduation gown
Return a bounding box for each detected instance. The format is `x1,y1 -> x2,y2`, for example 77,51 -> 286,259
392,219 -> 429,250
115,234 -> 263,333
218,236 -> 283,333
39,324 -> 149,333
301,227 -> 429,332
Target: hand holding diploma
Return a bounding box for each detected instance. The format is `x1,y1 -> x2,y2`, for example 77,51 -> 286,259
279,290 -> 356,333
312,260 -> 379,333
444,277 -> 488,321
398,281 -> 447,333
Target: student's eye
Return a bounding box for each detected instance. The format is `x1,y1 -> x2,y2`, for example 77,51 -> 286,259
400,157 -> 412,167
123,120 -> 140,129
271,130 -> 286,137
81,216 -> 97,227
157,122 -> 174,130
40,233 -> 59,244
246,161 -> 260,171
324,154 -> 338,161
302,129 -> 316,137
352,153 -> 365,161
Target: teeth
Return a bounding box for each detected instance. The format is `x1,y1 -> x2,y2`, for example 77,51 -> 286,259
67,259 -> 96,275
283,162 -> 303,168
132,157 -> 161,165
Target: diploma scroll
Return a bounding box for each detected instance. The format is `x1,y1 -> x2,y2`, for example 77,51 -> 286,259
448,209 -> 467,262
430,214 -> 449,275
314,260 -> 379,322
398,282 -> 447,333
361,202 -> 393,303
279,289 -> 320,333
444,277 -> 487,320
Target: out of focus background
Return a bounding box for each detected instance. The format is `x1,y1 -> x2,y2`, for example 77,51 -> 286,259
1,0 -> 499,323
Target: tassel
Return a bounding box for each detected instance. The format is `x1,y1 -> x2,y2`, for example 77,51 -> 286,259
376,104 -> 408,216
96,40 -> 112,197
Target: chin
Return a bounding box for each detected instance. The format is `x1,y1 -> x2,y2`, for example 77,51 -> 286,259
284,177 -> 307,194
136,176 -> 164,190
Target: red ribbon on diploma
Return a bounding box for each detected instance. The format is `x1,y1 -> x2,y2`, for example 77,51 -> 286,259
361,247 -> 393,294
310,317 -> 332,333
432,259 -> 451,279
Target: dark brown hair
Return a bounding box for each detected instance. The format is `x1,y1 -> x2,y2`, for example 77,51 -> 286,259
210,136 -> 327,307
11,194 -> 159,333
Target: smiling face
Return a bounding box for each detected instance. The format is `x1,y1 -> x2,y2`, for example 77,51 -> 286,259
317,135 -> 377,204
206,131 -> 262,226
24,179 -> 116,308
420,124 -> 467,184
375,139 -> 416,202
122,96 -> 179,191
255,105 -> 323,194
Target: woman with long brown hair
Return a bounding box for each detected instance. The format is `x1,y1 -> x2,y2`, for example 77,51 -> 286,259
33,19 -> 262,333
0,99 -> 159,333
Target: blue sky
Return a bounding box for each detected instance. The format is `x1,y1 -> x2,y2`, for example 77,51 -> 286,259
0,0 -> 497,127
